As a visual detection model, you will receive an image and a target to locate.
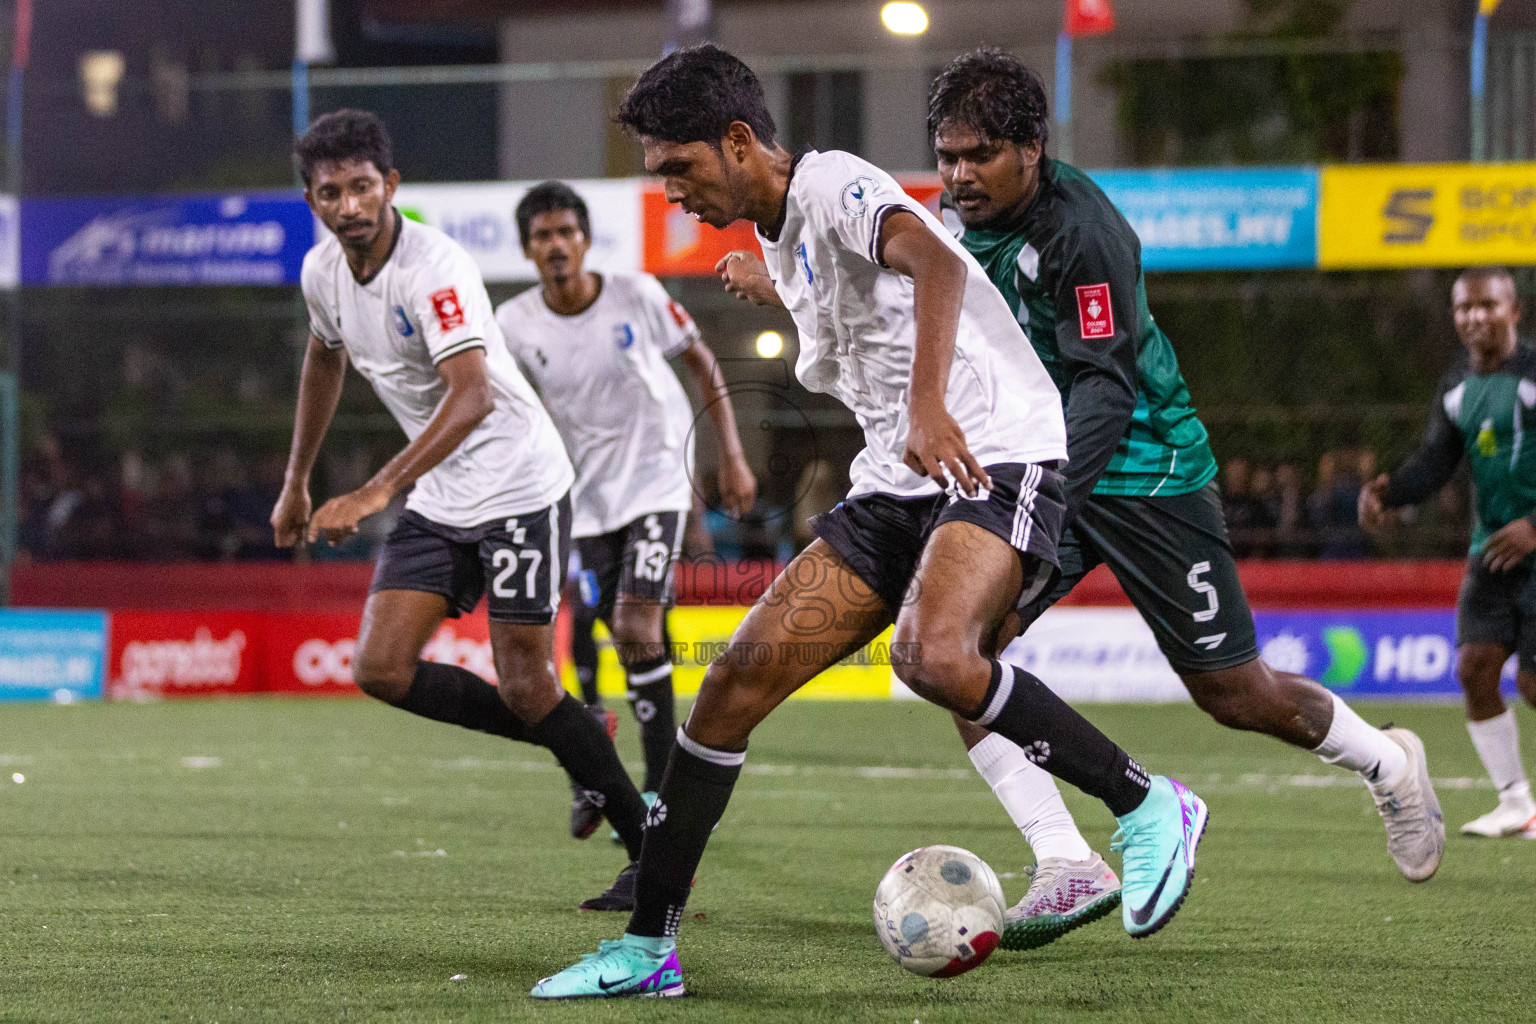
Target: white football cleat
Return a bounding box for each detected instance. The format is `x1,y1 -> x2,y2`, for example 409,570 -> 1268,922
1372,728 -> 1444,882
1461,794 -> 1536,838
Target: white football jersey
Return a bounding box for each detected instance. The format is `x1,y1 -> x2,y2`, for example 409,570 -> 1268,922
756,150 -> 1067,498
497,271 -> 698,538
301,214 -> 573,528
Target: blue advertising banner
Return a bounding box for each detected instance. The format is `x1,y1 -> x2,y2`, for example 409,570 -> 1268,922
0,609 -> 107,703
1254,609 -> 1510,699
20,192 -> 312,286
1090,167 -> 1319,271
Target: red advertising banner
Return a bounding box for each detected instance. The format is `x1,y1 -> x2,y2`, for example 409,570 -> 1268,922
261,612 -> 495,696
107,611 -> 264,700
640,177 -> 944,277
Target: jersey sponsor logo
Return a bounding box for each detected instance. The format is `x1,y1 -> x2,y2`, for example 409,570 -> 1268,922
840,176 -> 879,217
1075,283 -> 1114,339
391,304 -> 415,337
613,322 -> 636,349
667,298 -> 694,331
429,287 -> 466,331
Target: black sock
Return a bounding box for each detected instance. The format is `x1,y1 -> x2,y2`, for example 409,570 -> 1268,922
627,731 -> 744,938
572,608 -> 601,706
626,656 -> 676,793
395,661 -> 532,743
969,661 -> 1151,817
529,694 -> 648,859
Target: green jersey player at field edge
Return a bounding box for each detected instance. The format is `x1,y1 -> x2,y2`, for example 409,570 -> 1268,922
720,47 -> 1444,946
1361,266 -> 1536,840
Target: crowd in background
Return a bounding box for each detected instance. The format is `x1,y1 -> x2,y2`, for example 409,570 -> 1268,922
18,436 -> 1473,564
1220,449 -> 1470,560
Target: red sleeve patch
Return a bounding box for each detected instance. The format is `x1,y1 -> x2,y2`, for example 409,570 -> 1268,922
667,298 -> 694,331
430,287 -> 466,332
1074,283 -> 1114,339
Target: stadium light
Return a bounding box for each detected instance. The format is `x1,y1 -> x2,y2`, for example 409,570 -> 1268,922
755,330 -> 784,359
881,2 -> 929,35
79,51 -> 125,117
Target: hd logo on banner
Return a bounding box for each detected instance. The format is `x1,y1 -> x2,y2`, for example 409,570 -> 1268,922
1319,163 -> 1536,269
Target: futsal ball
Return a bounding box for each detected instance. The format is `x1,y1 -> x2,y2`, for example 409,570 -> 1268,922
873,845 -> 1005,977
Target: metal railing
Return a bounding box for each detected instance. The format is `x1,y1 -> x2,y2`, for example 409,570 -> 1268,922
1482,32 -> 1536,161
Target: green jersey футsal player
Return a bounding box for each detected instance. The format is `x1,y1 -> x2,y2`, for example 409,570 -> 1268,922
923,48 -> 1444,947
1362,265 -> 1536,839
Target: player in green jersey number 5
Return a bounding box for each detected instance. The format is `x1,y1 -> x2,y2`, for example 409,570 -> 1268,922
721,48 -> 1443,951
1361,266 -> 1536,840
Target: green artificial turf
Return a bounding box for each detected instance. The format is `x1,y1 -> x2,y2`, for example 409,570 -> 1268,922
2,696 -> 1534,1023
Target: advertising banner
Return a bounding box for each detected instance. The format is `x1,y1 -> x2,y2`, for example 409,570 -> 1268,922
969,605 -> 1510,703
107,611 -> 263,700
1319,163 -> 1536,269
0,195 -> 18,289
995,607 -> 1187,702
395,180 -> 642,283
1253,608 -> 1516,698
261,612 -> 493,696
1090,167 -> 1319,271
0,608 -> 107,703
21,192 -> 313,286
640,177 -> 943,278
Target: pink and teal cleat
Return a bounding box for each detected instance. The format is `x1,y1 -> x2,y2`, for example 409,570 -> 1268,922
530,935 -> 685,1000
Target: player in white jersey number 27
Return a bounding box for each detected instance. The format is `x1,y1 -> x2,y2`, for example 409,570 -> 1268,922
273,110 -> 647,912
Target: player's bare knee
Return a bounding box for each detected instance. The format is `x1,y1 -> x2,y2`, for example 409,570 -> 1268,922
1457,645 -> 1508,692
609,610 -> 665,666
1516,670 -> 1536,709
351,653 -> 415,704
891,629 -> 977,713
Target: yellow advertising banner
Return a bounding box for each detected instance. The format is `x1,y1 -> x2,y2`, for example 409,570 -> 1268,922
563,607 -> 899,702
1319,163 -> 1536,269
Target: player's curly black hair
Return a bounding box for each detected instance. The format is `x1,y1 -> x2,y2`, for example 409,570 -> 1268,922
516,181 -> 591,248
294,109 -> 395,187
927,48 -> 1050,150
616,44 -> 777,147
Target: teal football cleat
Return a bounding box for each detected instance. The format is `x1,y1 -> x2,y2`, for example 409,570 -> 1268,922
1111,776 -> 1208,939
530,935 -> 685,1000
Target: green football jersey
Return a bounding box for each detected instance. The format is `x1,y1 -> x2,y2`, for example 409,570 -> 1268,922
1386,343 -> 1536,555
953,159 -> 1217,509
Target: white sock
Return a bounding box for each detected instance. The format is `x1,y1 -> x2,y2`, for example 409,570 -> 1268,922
969,732 -> 1092,863
1312,693 -> 1408,790
1467,710 -> 1531,802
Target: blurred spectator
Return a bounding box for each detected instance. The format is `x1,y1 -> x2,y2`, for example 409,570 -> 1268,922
1221,457 -> 1276,557
1309,448 -> 1376,559
1270,462 -> 1310,557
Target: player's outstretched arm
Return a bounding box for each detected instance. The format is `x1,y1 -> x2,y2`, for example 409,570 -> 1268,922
272,334 -> 348,547
881,210 -> 988,496
307,348 -> 495,545
1364,369 -> 1466,534
716,250 -> 782,307
679,339 -> 758,518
